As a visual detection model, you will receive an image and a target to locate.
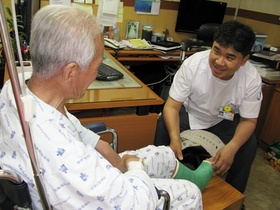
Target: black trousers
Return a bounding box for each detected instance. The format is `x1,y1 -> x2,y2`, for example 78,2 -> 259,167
154,106 -> 258,193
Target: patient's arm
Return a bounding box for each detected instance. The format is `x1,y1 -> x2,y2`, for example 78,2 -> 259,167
95,139 -> 121,167
95,139 -> 140,173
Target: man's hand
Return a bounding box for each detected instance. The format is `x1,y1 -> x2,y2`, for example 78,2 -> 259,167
170,140 -> 183,160
213,117 -> 257,175
212,144 -> 236,175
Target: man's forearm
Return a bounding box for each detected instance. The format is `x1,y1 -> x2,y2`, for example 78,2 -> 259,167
229,117 -> 257,152
163,110 -> 180,143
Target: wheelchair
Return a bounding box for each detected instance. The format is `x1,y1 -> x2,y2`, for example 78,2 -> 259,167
0,122 -> 170,210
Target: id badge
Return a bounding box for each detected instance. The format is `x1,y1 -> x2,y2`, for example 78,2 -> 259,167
218,103 -> 235,121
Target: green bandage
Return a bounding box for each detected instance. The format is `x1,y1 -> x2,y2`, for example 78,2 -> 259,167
174,160 -> 213,191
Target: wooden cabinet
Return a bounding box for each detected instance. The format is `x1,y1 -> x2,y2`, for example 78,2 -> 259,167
255,85 -> 274,140
259,85 -> 280,146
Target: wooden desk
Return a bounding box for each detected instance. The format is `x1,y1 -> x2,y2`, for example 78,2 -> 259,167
106,48 -> 197,62
66,52 -> 163,111
202,176 -> 244,210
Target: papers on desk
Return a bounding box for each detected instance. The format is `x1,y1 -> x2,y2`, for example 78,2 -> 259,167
118,39 -> 182,52
151,41 -> 182,53
152,45 -> 182,53
249,59 -> 269,68
120,39 -> 153,49
157,55 -> 180,59
253,52 -> 280,61
250,60 -> 280,79
255,66 -> 280,78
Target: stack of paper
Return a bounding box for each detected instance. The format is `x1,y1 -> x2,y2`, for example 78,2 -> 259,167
253,52 -> 280,61
151,41 -> 182,53
256,66 -> 280,77
120,39 -> 153,49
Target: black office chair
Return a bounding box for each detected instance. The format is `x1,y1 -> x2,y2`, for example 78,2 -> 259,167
0,122 -> 170,210
180,23 -> 220,63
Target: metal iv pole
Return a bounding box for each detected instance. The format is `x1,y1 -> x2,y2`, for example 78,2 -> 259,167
0,1 -> 51,209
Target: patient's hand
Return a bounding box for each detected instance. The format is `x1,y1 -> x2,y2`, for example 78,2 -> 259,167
118,155 -> 141,173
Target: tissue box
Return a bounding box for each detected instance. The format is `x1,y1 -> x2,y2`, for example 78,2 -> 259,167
252,32 -> 268,52
264,142 -> 280,172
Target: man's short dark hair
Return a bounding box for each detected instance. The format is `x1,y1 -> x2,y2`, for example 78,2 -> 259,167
214,20 -> 255,57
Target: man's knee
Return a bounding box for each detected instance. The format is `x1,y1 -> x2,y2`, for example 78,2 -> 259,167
154,114 -> 170,146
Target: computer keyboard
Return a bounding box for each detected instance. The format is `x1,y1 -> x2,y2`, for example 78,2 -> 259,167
96,63 -> 124,81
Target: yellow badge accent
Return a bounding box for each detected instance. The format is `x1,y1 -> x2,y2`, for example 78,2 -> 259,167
224,105 -> 231,113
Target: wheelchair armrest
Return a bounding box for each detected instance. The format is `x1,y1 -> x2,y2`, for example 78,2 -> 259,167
0,169 -> 23,184
83,122 -> 118,152
83,122 -> 107,133
159,190 -> 170,210
155,187 -> 170,210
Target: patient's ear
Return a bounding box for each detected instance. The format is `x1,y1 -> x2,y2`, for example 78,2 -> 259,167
63,63 -> 79,81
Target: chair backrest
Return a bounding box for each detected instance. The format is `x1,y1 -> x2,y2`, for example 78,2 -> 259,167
197,23 -> 220,44
180,23 -> 220,54
179,23 -> 220,64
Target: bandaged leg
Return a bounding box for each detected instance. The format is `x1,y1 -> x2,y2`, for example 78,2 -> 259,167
173,160 -> 213,191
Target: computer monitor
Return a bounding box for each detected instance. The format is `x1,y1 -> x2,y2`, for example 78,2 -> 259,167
175,0 -> 227,34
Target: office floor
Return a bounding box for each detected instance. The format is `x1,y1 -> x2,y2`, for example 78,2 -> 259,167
243,147 -> 280,210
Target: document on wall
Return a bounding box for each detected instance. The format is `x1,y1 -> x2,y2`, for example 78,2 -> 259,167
72,3 -> 93,14
97,0 -> 119,26
103,0 -> 119,15
49,0 -> 71,6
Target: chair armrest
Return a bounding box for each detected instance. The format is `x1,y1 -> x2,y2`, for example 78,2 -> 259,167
83,122 -> 118,152
181,39 -> 212,51
83,122 -> 106,133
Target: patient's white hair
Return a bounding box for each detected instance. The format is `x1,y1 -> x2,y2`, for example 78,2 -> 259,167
30,5 -> 102,79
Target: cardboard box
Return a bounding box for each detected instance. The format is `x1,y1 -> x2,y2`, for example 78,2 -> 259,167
264,142 -> 280,172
